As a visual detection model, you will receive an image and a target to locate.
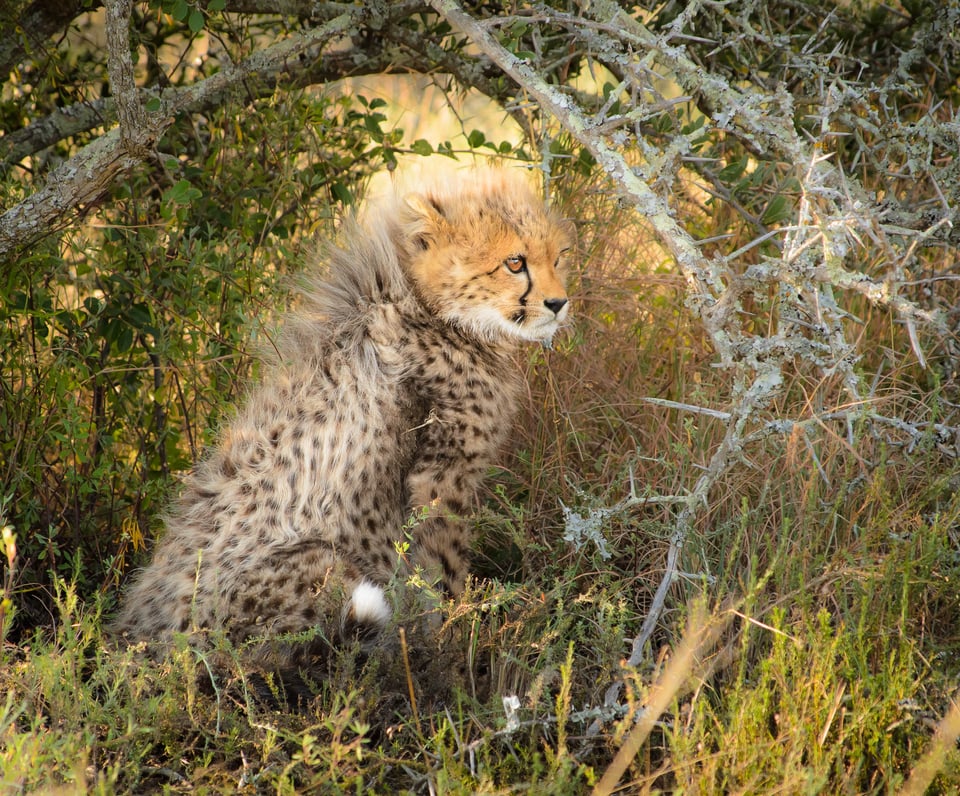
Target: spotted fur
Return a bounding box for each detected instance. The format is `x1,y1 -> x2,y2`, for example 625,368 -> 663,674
113,168 -> 574,664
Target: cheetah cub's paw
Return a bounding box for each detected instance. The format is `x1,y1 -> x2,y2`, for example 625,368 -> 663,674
341,581 -> 392,645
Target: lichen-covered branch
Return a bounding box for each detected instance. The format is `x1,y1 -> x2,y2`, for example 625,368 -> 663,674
105,0 -> 149,153
1,98 -> 113,169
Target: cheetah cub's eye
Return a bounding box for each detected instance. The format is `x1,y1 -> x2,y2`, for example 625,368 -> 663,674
504,254 -> 527,274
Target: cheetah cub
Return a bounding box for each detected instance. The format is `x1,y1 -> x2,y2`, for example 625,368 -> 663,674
114,168 -> 574,666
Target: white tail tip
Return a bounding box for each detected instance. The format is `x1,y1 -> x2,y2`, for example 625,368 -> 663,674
344,581 -> 391,629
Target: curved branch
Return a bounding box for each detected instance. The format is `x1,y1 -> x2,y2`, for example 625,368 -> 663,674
0,0 -> 97,78
1,41 -> 415,170
0,2 -> 430,262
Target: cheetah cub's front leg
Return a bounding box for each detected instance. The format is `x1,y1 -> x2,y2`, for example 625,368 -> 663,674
404,345 -> 518,598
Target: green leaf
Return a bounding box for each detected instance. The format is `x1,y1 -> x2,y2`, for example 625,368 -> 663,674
507,21 -> 529,38
188,9 -> 204,33
331,182 -> 354,205
172,0 -> 189,21
576,148 -> 597,175
125,303 -> 152,330
115,325 -> 134,353
718,156 -> 748,182
761,194 -> 789,225
655,114 -> 674,133
165,179 -> 202,205
145,97 -> 161,113
467,129 -> 486,148
363,114 -> 384,142
208,0 -> 225,10
410,139 -> 433,157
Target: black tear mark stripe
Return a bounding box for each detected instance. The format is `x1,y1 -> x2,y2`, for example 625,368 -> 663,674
518,269 -> 533,307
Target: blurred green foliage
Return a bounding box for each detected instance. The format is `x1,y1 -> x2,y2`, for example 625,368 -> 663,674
0,52 -> 412,634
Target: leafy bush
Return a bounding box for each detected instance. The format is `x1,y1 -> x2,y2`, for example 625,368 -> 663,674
0,85 -> 404,633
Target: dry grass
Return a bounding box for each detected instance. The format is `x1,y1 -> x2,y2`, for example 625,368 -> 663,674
3,156 -> 960,792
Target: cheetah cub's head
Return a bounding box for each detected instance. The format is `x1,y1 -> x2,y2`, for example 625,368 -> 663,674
398,169 -> 574,346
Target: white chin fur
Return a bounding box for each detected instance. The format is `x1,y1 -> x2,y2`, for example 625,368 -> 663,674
452,307 -> 560,344
346,581 -> 392,628
517,314 -> 563,344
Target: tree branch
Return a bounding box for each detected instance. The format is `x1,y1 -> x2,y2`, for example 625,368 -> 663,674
1,98 -> 112,170
0,0 -> 96,78
0,2 -> 430,261
2,40 -> 421,170
105,0 -> 150,153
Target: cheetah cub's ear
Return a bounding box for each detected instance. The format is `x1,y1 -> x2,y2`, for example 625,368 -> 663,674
400,193 -> 450,256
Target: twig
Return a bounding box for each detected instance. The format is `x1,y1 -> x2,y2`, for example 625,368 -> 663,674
592,604 -> 732,796
638,396 -> 732,421
399,627 -> 422,737
589,367 -> 782,733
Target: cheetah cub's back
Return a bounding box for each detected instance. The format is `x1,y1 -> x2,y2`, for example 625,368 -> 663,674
114,168 -> 575,667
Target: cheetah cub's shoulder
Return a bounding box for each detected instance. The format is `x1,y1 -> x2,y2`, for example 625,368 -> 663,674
114,168 -> 575,668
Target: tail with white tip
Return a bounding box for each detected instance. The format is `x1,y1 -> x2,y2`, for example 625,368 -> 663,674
341,581 -> 391,644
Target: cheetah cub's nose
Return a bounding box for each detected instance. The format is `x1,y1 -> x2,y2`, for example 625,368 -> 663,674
544,297 -> 568,316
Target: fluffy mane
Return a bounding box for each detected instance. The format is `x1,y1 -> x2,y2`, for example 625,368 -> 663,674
300,211 -> 413,325
276,189 -> 418,370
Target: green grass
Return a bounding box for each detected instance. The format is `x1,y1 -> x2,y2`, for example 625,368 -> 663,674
2,428 -> 959,792
2,159 -> 959,795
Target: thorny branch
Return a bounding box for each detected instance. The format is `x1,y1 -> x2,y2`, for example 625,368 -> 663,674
429,0 -> 957,724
